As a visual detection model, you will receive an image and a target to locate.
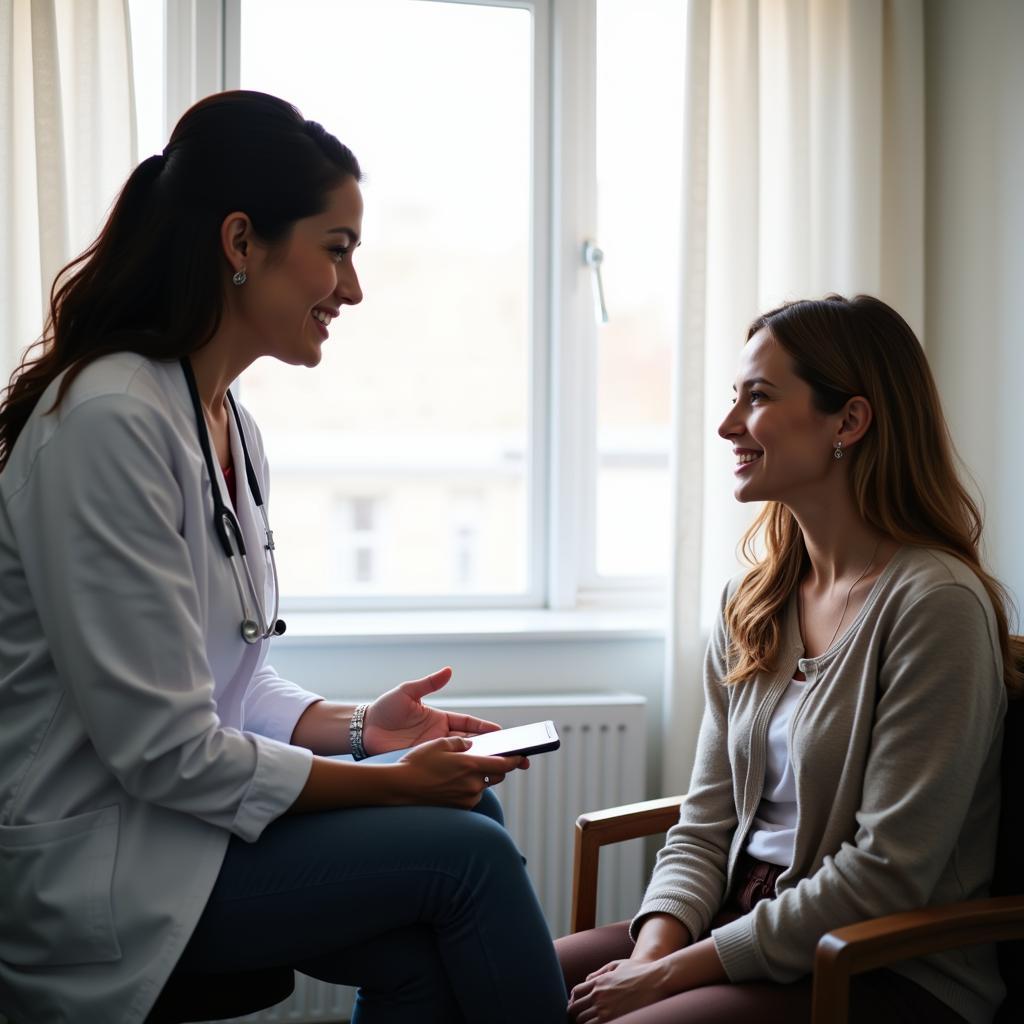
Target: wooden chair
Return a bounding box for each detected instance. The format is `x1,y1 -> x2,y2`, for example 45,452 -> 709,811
570,653 -> 1024,1024
145,967 -> 294,1023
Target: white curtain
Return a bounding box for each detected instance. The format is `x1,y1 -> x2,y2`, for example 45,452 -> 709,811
663,0 -> 925,791
0,0 -> 136,384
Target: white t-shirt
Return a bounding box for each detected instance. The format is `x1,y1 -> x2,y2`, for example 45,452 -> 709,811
745,677 -> 806,866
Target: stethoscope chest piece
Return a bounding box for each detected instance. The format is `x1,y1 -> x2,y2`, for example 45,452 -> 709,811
242,617 -> 286,643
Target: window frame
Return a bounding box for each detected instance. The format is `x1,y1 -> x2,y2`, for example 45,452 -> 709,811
160,0 -> 666,615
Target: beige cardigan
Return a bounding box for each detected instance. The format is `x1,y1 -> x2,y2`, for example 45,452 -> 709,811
634,547 -> 1007,1024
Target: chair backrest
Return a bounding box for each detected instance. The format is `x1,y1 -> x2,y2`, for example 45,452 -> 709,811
993,700 -> 1022,900
993,641 -> 1024,1022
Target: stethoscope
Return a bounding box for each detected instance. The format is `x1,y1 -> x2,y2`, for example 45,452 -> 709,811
181,358 -> 286,643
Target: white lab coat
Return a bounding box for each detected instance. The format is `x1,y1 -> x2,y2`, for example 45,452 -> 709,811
0,353 -> 319,1023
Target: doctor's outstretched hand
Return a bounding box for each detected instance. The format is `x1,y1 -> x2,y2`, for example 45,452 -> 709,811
288,667 -> 528,813
362,666 -> 500,754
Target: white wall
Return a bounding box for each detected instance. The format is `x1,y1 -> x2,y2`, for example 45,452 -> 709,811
925,0 -> 1024,612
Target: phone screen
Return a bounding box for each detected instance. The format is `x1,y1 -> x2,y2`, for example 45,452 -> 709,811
466,720 -> 560,757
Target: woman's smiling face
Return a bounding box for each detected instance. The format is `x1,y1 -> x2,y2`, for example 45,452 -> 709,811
718,327 -> 838,505
239,175 -> 364,367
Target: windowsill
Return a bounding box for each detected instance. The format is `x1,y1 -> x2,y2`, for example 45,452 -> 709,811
274,607 -> 667,646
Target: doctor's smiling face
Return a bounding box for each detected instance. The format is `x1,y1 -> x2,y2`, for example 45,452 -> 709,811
227,175 -> 364,368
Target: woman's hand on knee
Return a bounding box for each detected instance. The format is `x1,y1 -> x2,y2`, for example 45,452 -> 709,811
395,737 -> 525,808
568,958 -> 670,1022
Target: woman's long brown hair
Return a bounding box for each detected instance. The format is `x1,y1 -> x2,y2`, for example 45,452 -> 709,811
725,294 -> 1022,696
0,91 -> 361,470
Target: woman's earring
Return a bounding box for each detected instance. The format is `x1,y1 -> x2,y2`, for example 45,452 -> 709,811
833,441 -> 844,460
232,268 -> 247,286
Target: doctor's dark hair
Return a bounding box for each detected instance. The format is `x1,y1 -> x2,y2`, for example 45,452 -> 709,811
0,90 -> 361,469
723,294 -> 1021,696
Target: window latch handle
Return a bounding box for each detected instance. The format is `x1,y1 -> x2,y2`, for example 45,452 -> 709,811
582,240 -> 608,324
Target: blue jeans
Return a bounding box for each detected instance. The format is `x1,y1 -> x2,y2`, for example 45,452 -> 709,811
173,750 -> 567,1024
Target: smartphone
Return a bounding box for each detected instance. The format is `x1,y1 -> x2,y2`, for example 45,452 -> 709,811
466,720 -> 560,757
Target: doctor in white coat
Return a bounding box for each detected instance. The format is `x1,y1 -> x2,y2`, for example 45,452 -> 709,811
0,91 -> 568,1024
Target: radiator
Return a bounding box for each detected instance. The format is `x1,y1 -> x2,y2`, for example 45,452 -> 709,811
214,693 -> 648,1024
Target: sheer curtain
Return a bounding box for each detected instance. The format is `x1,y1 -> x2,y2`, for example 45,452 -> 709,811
0,0 -> 136,384
663,0 -> 925,791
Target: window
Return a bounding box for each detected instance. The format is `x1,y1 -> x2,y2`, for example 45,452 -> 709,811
591,0 -> 682,581
128,0 -> 166,161
236,0 -> 535,607
333,496 -> 383,588
135,0 -> 685,612
449,492 -> 484,589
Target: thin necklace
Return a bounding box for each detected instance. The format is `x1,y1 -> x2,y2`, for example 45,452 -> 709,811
800,537 -> 883,656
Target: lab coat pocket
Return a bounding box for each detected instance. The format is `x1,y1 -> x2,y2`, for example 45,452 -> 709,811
0,804 -> 122,966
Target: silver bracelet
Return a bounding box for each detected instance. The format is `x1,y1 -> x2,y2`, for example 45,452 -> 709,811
350,702 -> 371,761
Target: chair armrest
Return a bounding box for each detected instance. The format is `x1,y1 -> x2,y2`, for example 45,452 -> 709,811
570,796 -> 683,933
812,895 -> 1024,1024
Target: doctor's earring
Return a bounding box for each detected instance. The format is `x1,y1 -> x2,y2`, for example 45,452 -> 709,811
232,267 -> 247,286
833,441 -> 845,460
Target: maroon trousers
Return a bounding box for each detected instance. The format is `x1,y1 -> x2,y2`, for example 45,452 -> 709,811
555,854 -> 966,1024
